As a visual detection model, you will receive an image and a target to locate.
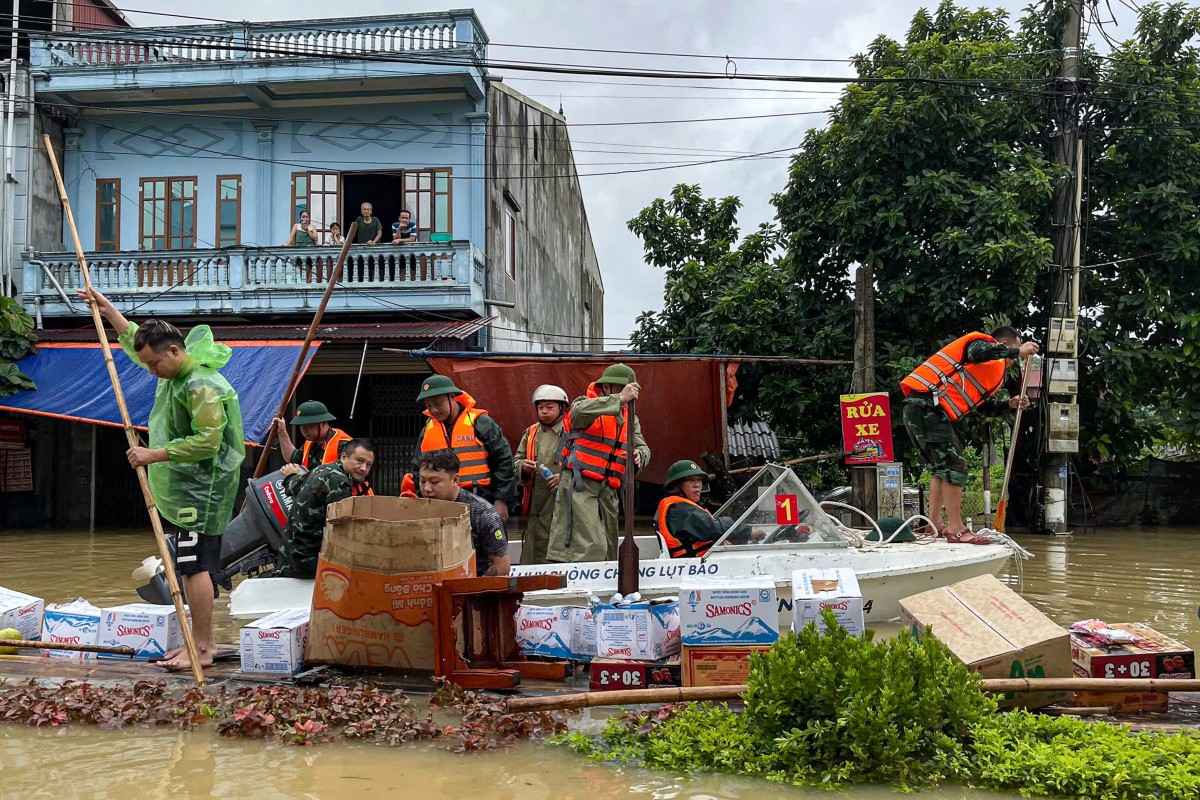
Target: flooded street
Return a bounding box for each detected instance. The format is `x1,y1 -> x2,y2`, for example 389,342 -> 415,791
1,527 -> 1198,799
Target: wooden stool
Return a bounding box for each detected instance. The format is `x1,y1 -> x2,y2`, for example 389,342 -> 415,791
434,575 -> 572,690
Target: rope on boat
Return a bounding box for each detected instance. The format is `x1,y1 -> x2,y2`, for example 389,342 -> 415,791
818,501 -> 1033,584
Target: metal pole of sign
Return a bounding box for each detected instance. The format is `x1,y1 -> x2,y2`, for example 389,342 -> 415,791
349,340 -> 368,420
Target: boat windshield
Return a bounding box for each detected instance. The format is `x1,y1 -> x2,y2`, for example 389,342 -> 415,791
709,464 -> 849,550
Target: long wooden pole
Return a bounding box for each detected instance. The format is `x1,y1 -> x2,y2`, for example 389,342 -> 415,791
43,134 -> 205,687
0,639 -> 137,657
994,354 -> 1033,532
727,449 -> 872,476
247,223 -> 358,481
506,676 -> 1200,713
617,397 -> 639,596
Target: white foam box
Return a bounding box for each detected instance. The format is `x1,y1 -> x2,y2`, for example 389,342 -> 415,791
679,576 -> 779,645
41,599 -> 102,661
515,605 -> 597,661
594,600 -> 680,661
791,568 -> 865,635
240,608 -> 310,675
98,603 -> 184,660
0,586 -> 45,642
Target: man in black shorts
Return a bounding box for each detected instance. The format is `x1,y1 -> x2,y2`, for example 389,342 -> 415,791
80,287 -> 245,671
418,448 -> 510,576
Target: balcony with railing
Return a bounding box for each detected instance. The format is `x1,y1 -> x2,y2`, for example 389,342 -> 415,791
21,242 -> 487,320
30,11 -> 488,101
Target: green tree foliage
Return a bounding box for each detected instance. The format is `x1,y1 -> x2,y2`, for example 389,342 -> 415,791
0,297 -> 37,397
630,1 -> 1200,472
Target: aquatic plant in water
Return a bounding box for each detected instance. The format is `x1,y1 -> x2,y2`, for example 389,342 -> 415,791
554,610 -> 1200,799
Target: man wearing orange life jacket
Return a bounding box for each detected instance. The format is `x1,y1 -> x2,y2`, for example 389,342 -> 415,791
272,400 -> 351,471
900,326 -> 1038,544
545,364 -> 650,564
655,460 -> 738,559
513,385 -> 567,565
400,375 -> 516,522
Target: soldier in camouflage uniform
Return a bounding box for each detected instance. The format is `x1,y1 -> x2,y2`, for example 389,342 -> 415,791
278,438 -> 375,578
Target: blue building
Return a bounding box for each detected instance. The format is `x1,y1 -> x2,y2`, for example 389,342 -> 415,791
1,9 -> 603,527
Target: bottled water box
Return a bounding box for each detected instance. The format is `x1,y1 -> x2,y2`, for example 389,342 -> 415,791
41,599 -> 102,661
679,576 -> 779,645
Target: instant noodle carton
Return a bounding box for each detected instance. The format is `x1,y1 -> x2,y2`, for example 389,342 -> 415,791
41,599 -> 102,661
1069,621 -> 1195,713
681,644 -> 773,687
0,585 -> 44,642
304,496 -> 475,673
679,576 -> 779,645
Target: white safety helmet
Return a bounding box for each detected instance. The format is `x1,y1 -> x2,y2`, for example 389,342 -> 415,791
532,384 -> 569,404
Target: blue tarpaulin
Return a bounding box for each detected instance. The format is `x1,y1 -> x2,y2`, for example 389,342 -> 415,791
0,340 -> 319,444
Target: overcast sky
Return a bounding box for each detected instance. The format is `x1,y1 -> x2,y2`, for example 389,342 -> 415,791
133,1 -> 1136,347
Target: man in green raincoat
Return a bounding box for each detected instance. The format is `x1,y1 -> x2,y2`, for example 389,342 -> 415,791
79,288 -> 245,671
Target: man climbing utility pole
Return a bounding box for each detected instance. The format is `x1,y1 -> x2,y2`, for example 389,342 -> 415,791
1042,0 -> 1086,534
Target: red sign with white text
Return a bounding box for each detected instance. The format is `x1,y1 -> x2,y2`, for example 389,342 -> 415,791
839,393 -> 894,464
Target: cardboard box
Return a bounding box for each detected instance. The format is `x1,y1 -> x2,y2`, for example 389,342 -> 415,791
515,605 -> 596,661
240,608 -> 310,675
0,586 -> 44,641
1067,622 -> 1194,714
589,657 -> 681,691
594,600 -> 680,661
305,496 -> 475,672
792,568 -> 865,635
899,574 -> 1072,709
679,576 -> 778,645
41,599 -> 102,661
97,603 -> 184,660
681,644 -> 771,687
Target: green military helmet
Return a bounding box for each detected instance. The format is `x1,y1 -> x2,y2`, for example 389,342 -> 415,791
596,363 -> 636,386
665,459 -> 708,489
291,400 -> 337,425
416,374 -> 462,401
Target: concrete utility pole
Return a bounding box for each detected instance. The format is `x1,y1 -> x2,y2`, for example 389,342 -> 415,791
850,262 -> 877,518
1041,0 -> 1086,534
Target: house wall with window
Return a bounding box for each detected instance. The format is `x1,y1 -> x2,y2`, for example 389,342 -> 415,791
485,81 -> 603,352
63,101 -> 478,255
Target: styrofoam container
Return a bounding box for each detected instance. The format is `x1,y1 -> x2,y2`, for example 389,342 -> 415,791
240,608 -> 309,675
0,586 -> 45,642
41,599 -> 102,661
679,576 -> 779,645
594,600 -> 680,661
98,603 -> 184,660
515,605 -> 596,661
792,568 -> 865,635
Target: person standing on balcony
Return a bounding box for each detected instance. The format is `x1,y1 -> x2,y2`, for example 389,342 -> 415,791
76,287 -> 244,672
286,210 -> 318,247
325,222 -> 344,246
392,209 -> 417,244
354,202 -> 383,245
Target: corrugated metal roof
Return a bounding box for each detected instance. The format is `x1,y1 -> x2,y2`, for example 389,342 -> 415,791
727,420 -> 781,459
35,319 -> 493,344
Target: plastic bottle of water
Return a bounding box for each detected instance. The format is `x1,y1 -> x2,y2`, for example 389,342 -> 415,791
625,592 -> 642,604
537,462 -> 554,481
609,593 -> 623,606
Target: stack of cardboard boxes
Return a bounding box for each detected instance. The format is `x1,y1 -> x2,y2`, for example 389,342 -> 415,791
1069,621 -> 1195,713
588,599 -> 682,691
679,576 -> 779,687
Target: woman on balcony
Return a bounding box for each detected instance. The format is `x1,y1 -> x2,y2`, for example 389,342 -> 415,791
286,211 -> 318,247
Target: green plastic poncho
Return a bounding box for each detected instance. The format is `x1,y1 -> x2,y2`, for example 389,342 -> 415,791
119,322 -> 245,536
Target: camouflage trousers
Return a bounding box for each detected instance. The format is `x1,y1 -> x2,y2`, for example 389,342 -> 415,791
902,400 -> 969,487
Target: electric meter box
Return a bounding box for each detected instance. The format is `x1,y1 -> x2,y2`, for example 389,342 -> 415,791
1048,318 -> 1078,356
1047,358 -> 1078,395
1047,403 -> 1079,453
875,462 -> 904,519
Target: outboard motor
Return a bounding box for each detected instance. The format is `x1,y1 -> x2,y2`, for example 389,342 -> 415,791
134,468 -> 303,604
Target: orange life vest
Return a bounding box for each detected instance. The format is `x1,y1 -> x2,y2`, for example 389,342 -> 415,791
300,428 -> 351,470
900,332 -> 1007,422
419,393 -> 492,489
655,495 -> 714,559
351,480 -> 374,497
561,383 -> 628,490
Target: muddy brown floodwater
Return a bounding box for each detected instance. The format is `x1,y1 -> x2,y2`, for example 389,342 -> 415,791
2,527 -> 1198,799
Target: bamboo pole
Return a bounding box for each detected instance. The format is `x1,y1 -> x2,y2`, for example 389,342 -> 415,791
43,134 -> 205,687
506,677 -> 1200,713
0,640 -> 137,657
994,353 -> 1033,532
248,222 -> 358,481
